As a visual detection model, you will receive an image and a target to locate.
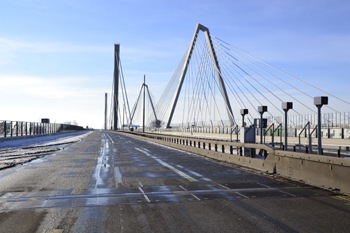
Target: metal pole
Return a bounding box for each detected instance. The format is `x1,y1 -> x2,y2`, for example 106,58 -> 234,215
143,75 -> 145,133
113,44 -> 120,130
308,122 -> 312,153
284,110 -> 288,151
317,106 -> 322,155
4,121 -> 6,137
260,113 -> 263,144
105,93 -> 107,130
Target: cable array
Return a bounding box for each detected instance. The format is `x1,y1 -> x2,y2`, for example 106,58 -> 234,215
150,31 -> 349,128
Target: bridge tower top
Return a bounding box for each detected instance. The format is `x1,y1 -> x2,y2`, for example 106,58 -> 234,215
165,23 -> 235,128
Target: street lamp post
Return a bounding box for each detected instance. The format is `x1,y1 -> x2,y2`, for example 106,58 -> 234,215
282,102 -> 293,151
314,96 -> 328,155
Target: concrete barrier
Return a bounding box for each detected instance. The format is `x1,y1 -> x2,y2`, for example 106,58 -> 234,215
115,131 -> 350,195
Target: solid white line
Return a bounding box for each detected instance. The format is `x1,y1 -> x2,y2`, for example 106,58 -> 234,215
187,170 -> 203,177
256,183 -> 271,188
235,192 -> 249,199
191,194 -> 201,201
179,185 -> 187,191
135,148 -> 197,182
202,177 -> 213,182
106,134 -> 114,143
139,187 -> 150,202
279,190 -> 297,197
139,181 -> 143,187
218,184 -> 230,190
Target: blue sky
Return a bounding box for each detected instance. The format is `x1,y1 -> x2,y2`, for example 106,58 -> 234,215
1,0 -> 350,128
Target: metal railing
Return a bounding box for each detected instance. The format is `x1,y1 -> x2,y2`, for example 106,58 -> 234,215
0,120 -> 85,138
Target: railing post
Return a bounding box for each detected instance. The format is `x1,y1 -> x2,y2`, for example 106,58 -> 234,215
222,145 -> 224,153
4,121 -> 6,137
16,121 -> 18,137
308,123 -> 312,154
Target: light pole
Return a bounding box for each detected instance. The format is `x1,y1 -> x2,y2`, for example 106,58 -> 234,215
258,106 -> 267,144
282,102 -> 293,151
240,109 -> 248,127
314,96 -> 328,155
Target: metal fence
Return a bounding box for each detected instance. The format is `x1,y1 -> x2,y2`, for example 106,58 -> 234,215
0,120 -> 85,138
166,112 -> 350,129
139,124 -> 350,140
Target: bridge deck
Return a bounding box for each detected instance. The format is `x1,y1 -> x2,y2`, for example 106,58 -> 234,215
0,131 -> 349,232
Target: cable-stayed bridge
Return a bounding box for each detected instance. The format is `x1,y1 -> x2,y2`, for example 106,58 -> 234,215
106,22 -> 350,193
1,23 -> 350,231
109,23 -> 349,134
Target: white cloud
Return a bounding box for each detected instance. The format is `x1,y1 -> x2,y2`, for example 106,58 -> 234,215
0,74 -> 109,129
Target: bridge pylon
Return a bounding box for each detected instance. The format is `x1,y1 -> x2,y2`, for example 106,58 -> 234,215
166,23 -> 235,128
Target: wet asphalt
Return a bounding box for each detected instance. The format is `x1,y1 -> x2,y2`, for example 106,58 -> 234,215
0,131 -> 350,233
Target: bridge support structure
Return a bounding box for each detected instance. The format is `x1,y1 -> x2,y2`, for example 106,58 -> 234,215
113,44 -> 120,130
166,23 -> 235,128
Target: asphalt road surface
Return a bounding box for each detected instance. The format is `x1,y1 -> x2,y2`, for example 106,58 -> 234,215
0,131 -> 350,233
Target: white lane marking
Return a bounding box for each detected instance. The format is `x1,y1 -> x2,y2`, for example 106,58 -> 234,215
279,190 -> 296,197
41,190 -> 54,208
0,193 -> 11,199
143,148 -> 151,152
132,139 -> 213,181
202,177 -> 213,182
218,184 -> 230,190
191,194 -> 201,201
235,192 -> 249,199
175,165 -> 213,181
139,181 -> 143,187
138,187 -> 150,202
186,170 -> 203,177
114,167 -> 123,186
257,183 -> 271,188
135,148 -> 197,182
178,185 -> 200,200
106,134 -> 114,144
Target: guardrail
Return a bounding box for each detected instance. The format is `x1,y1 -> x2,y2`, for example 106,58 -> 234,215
118,131 -> 350,195
0,120 -> 85,138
